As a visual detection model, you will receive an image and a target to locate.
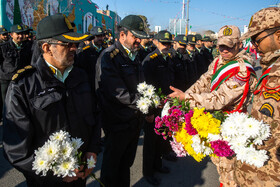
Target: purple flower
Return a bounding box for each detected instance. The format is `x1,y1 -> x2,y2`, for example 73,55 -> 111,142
184,110 -> 197,135
210,140 -> 235,157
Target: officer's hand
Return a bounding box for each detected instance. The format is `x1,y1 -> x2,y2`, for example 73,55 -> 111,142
145,114 -> 154,123
63,166 -> 84,182
168,86 -> 185,101
82,152 -> 97,179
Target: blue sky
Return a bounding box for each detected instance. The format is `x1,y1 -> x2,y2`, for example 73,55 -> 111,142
93,0 -> 279,33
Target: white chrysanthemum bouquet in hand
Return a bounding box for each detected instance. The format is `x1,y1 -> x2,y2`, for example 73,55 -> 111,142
218,112 -> 271,168
32,130 -> 103,185
136,82 -> 161,114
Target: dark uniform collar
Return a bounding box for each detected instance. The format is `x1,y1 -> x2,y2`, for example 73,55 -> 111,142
35,55 -> 84,88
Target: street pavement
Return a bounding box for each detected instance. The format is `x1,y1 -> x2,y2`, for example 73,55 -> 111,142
0,60 -> 262,187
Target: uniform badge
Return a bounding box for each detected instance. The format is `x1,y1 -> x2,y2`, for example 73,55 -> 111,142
183,36 -> 187,41
192,37 -> 195,42
259,103 -> 274,118
263,91 -> 280,101
139,22 -> 144,31
3,28 -> 6,31
98,28 -> 102,33
63,14 -> 73,30
164,32 -> 170,39
17,25 -> 22,30
249,16 -> 253,28
17,69 -> 25,74
223,27 -> 232,36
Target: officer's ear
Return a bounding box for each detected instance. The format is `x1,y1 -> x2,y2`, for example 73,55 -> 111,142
41,43 -> 52,55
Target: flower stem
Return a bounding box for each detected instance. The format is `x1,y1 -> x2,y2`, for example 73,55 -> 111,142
90,173 -> 105,187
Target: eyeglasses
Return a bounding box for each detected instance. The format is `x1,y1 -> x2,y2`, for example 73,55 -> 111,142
48,42 -> 77,48
251,30 -> 277,47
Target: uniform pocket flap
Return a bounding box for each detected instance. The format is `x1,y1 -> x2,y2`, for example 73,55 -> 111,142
30,92 -> 62,110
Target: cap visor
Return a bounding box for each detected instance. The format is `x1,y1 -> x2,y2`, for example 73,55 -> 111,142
130,30 -> 148,39
240,29 -> 263,41
178,41 -> 187,45
53,32 -> 91,43
159,39 -> 173,43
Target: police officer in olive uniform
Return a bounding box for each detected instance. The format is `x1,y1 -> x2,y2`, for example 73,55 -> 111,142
96,15 -> 148,187
0,27 -> 9,43
0,24 -> 33,102
142,30 -> 175,186
138,36 -> 153,62
172,34 -> 191,90
195,33 -> 203,52
3,14 -> 99,187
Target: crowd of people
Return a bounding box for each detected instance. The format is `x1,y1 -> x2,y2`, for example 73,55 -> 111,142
0,6 -> 280,187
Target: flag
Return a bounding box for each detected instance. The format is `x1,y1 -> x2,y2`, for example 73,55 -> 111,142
70,1 -> 75,5
95,4 -> 99,9
87,0 -> 92,4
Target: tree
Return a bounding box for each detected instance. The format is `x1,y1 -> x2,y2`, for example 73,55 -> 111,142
138,15 -> 150,33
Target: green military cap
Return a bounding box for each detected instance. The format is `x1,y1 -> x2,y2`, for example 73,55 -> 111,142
90,26 -> 105,36
10,24 -> 25,33
119,15 -> 148,39
195,34 -> 202,41
154,30 -> 173,43
36,14 -> 90,43
0,27 -> 8,35
201,36 -> 212,42
21,24 -> 33,32
187,34 -> 197,44
174,34 -> 187,45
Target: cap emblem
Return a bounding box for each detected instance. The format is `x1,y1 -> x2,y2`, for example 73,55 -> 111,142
17,25 -> 22,30
98,28 -> 102,33
164,32 -> 170,39
192,37 -> 195,41
63,14 -> 73,30
183,36 -> 187,41
223,27 -> 232,36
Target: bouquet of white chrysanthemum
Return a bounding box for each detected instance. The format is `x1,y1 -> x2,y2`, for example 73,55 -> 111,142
32,130 -> 99,180
136,82 -> 161,114
219,112 -> 271,168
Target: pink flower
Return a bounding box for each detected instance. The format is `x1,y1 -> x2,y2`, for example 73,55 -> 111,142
210,140 -> 235,157
155,116 -> 163,129
184,110 -> 197,135
154,128 -> 161,135
170,137 -> 187,157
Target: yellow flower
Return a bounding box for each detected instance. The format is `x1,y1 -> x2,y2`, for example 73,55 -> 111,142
191,108 -> 221,138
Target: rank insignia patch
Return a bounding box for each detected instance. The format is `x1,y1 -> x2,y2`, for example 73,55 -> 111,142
259,103 -> 274,118
263,91 -> 280,101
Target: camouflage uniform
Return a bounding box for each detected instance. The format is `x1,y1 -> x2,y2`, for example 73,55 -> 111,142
184,26 -> 258,187
234,7 -> 280,187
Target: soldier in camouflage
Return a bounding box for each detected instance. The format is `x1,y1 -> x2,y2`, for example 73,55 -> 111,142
234,7 -> 280,187
169,25 -> 258,187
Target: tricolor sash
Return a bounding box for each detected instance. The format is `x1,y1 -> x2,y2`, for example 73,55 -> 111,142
210,59 -> 256,92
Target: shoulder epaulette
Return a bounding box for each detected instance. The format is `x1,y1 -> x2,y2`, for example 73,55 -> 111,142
12,65 -> 35,82
150,53 -> 158,59
82,45 -> 90,51
168,53 -> 172,58
110,48 -> 119,59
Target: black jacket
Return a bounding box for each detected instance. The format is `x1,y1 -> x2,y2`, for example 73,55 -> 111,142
172,51 -> 191,91
0,38 -> 32,81
96,41 -> 144,131
3,56 -> 99,183
142,48 -> 175,95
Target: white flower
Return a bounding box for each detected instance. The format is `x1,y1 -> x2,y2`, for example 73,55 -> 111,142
32,156 -> 49,176
55,158 -> 78,177
220,120 -> 240,137
143,85 -> 156,99
50,130 -> 70,142
242,118 -> 261,138
152,95 -> 160,108
161,101 -> 170,117
228,136 -> 248,151
207,133 -> 222,142
235,146 -> 249,162
71,138 -> 84,152
61,141 -> 74,158
245,147 -> 269,168
87,156 -> 96,169
137,82 -> 148,94
191,135 -> 204,154
136,97 -> 152,114
41,140 -> 60,162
